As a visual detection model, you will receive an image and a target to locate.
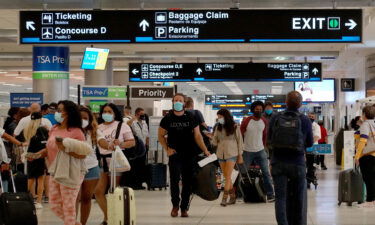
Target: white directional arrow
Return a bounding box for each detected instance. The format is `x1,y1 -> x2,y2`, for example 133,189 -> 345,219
139,20 -> 149,32
132,69 -> 139,75
312,68 -> 319,75
196,68 -> 203,75
345,19 -> 357,30
26,21 -> 35,31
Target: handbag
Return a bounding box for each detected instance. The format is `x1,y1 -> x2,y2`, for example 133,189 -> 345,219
115,121 -> 146,160
109,146 -> 131,172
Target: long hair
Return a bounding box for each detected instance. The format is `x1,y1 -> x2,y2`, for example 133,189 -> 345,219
217,109 -> 235,136
97,103 -> 123,124
79,106 -> 98,145
57,100 -> 82,129
24,112 -> 42,142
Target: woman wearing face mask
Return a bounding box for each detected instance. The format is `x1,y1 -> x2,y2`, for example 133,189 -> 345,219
77,106 -> 109,225
95,103 -> 135,225
263,101 -> 274,121
212,109 -> 243,206
36,100 -> 89,225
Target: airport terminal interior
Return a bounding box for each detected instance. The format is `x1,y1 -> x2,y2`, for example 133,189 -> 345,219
1,0 -> 375,225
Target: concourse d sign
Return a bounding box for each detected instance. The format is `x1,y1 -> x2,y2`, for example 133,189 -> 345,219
20,9 -> 361,44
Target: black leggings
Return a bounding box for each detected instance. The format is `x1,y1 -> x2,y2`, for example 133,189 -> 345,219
359,155 -> 375,202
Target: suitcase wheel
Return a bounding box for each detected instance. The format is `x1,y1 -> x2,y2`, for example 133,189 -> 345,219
347,202 -> 352,206
358,201 -> 363,205
159,188 -> 162,191
338,202 -> 341,206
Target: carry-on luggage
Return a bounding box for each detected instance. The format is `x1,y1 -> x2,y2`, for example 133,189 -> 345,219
8,146 -> 28,193
0,168 -> 38,225
338,167 -> 364,206
107,151 -> 136,225
146,141 -> 167,190
192,158 -> 220,201
236,163 -> 266,203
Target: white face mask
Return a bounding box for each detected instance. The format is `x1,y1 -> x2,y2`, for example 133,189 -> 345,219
218,118 -> 225,125
82,119 -> 89,129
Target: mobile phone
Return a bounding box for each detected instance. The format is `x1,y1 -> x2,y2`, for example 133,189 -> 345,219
55,136 -> 63,142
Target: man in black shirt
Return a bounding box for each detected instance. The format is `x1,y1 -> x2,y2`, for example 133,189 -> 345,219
158,93 -> 210,218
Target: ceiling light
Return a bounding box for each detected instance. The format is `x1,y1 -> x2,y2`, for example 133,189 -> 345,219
274,56 -> 287,61
5,74 -> 19,77
271,82 -> 284,84
0,72 -> 7,74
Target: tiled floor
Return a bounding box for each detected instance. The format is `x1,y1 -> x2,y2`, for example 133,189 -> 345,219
38,157 -> 375,225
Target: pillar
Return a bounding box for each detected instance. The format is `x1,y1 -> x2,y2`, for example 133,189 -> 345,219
32,46 -> 70,103
84,59 -> 113,86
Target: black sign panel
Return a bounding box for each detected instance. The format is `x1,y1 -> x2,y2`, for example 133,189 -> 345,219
20,10 -> 361,44
251,94 -> 287,104
205,95 -> 252,105
130,87 -> 174,99
129,63 -> 321,82
341,78 -> 355,92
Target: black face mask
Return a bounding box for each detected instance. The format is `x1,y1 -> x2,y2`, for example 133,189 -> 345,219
139,115 -> 146,120
310,118 -> 315,123
253,111 -> 262,118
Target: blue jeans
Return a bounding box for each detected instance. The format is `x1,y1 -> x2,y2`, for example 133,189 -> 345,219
272,162 -> 307,225
243,150 -> 274,197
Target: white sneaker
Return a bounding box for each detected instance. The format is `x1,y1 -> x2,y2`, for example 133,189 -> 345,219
35,202 -> 43,209
357,202 -> 375,209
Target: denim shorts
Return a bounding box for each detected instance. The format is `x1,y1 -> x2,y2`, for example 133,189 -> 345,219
218,156 -> 237,163
84,166 -> 100,181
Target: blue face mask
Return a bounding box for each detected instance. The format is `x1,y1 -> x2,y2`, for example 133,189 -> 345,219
173,102 -> 184,112
54,112 -> 64,123
265,109 -> 273,115
102,113 -> 114,123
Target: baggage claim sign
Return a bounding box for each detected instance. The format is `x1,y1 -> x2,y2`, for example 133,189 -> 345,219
20,10 -> 361,43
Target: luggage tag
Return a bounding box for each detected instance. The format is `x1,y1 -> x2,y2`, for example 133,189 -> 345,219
198,154 -> 217,167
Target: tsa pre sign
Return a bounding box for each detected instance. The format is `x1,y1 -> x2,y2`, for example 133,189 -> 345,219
33,46 -> 69,72
82,86 -> 126,99
10,93 -> 43,107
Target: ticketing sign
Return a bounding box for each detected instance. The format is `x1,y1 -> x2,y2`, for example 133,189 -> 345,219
20,10 -> 361,44
205,95 -> 252,105
129,63 -> 321,82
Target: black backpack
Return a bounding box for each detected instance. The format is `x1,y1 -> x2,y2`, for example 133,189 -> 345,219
270,111 -> 305,153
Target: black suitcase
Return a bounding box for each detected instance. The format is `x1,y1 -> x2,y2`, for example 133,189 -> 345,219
236,164 -> 266,203
146,142 -> 167,190
338,167 -> 364,206
0,169 -> 38,225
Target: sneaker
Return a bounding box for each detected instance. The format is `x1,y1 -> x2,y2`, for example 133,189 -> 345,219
357,202 -> 375,208
43,196 -> 49,203
321,165 -> 328,170
170,207 -> 179,217
35,202 -> 43,209
181,210 -> 189,218
267,196 -> 275,203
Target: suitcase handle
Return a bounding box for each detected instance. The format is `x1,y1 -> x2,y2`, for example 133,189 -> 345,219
235,163 -> 253,185
109,150 -> 116,193
0,166 -> 17,193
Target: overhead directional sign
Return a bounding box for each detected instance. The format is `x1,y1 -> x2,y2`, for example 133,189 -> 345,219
251,94 -> 287,104
129,63 -> 322,82
20,9 -> 361,44
205,95 -> 252,105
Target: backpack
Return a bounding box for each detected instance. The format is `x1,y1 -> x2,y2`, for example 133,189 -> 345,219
270,111 -> 304,153
115,121 -> 146,161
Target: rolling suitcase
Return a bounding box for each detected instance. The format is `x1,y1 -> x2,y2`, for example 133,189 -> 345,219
236,163 -> 266,203
8,146 -> 28,193
338,167 -> 364,206
0,168 -> 37,225
107,151 -> 136,225
146,142 -> 167,190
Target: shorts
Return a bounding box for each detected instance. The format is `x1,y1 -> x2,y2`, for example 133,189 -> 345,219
99,154 -> 122,177
84,166 -> 100,181
218,156 -> 237,163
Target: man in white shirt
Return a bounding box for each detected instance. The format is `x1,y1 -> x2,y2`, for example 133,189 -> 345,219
14,103 -> 52,137
131,107 -> 149,147
306,112 -> 321,189
240,101 -> 275,202
123,106 -> 133,125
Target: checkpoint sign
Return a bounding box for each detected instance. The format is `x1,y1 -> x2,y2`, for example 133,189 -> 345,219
20,9 -> 361,44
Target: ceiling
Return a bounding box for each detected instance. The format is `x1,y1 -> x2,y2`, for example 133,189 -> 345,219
0,1 -> 374,104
